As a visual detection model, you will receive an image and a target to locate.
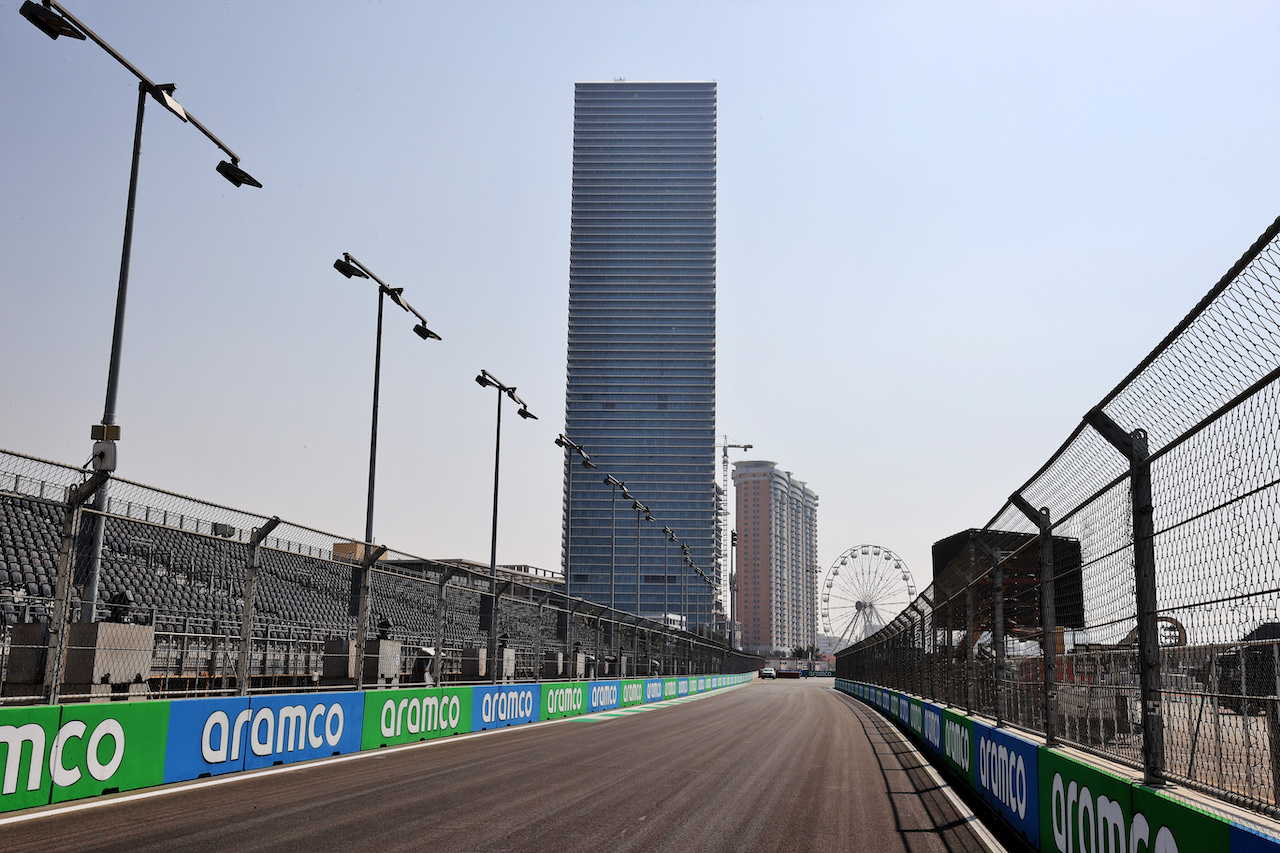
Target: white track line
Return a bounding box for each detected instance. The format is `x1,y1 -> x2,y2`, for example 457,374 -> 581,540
0,682 -> 752,827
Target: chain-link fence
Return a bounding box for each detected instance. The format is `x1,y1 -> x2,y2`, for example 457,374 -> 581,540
0,449 -> 759,707
837,215 -> 1280,818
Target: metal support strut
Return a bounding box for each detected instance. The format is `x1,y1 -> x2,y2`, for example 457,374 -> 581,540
1087,408 -> 1165,785
238,517 -> 281,696
1011,493 -> 1056,746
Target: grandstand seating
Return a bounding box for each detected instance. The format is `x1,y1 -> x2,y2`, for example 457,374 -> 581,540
0,488 -> 716,695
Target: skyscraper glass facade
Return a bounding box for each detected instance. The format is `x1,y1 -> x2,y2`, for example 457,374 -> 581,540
562,81 -> 717,624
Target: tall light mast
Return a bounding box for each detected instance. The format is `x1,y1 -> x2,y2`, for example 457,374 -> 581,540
718,436 -> 752,633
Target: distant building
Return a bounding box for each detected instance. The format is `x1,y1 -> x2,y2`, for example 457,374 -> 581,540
733,460 -> 819,655
931,528 -> 1084,632
562,81 -> 718,625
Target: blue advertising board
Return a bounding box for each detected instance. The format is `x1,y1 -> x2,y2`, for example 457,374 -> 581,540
920,701 -> 944,757
163,696 -> 251,782
241,692 -> 365,770
971,718 -> 1039,843
895,693 -> 911,727
472,684 -> 540,731
588,681 -> 621,712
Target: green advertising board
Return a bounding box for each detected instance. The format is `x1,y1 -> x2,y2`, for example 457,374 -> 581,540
1131,784 -> 1230,853
0,704 -> 62,814
51,700 -> 169,804
939,709 -> 974,785
362,687 -> 473,749
620,679 -> 646,707
909,698 -> 924,739
1038,748 -> 1229,853
543,682 -> 589,720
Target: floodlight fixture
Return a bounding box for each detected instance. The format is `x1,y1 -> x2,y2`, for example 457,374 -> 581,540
334,257 -> 369,279
413,322 -> 441,341
150,83 -> 188,122
217,159 -> 262,188
20,1 -> 85,40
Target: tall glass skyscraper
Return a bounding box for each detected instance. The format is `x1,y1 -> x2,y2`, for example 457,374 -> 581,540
562,81 -> 717,626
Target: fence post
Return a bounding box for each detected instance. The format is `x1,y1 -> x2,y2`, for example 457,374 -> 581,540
45,471 -> 109,704
353,545 -> 387,691
909,606 -> 921,696
532,593 -> 543,681
945,600 -> 954,706
1269,643 -> 1280,801
594,612 -> 603,679
238,517 -> 281,696
432,567 -> 457,683
565,599 -> 575,679
1012,494 -> 1057,746
1087,410 -> 1165,785
926,598 -> 936,701
965,548 -> 976,714
975,537 -> 1006,727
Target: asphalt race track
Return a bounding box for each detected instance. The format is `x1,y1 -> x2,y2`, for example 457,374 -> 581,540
1,680 -> 1004,853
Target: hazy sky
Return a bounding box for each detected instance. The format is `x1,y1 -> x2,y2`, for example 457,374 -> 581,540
4,1 -> 1280,601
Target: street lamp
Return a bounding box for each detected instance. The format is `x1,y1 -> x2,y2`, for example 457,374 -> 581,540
334,253 -> 440,613
21,0 -> 262,621
663,526 -> 676,628
603,475 -> 625,610
630,498 -> 653,623
476,369 -> 536,682
681,542 -> 692,631
554,435 -> 596,585
729,529 -> 739,649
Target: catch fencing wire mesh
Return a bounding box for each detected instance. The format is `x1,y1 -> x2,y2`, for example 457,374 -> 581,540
837,215 -> 1280,818
0,450 -> 755,707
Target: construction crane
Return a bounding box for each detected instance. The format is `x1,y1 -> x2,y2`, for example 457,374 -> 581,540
718,437 -> 752,630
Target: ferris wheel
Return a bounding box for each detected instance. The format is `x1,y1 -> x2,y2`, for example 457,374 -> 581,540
820,545 -> 917,652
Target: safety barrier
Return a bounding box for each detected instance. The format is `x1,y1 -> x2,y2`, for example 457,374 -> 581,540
0,672 -> 754,814
835,678 -> 1280,852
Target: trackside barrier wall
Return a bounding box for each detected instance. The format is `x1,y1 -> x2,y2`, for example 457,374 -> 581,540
0,672 -> 754,814
834,679 -> 1280,852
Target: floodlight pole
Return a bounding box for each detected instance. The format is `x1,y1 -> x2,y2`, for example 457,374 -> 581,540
366,285 -> 387,549
333,253 -> 439,618
604,475 -> 625,611
476,370 -> 536,683
21,0 -> 262,622
556,435 -> 595,592
80,81 -> 147,621
634,504 -> 642,616
663,529 -> 670,627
